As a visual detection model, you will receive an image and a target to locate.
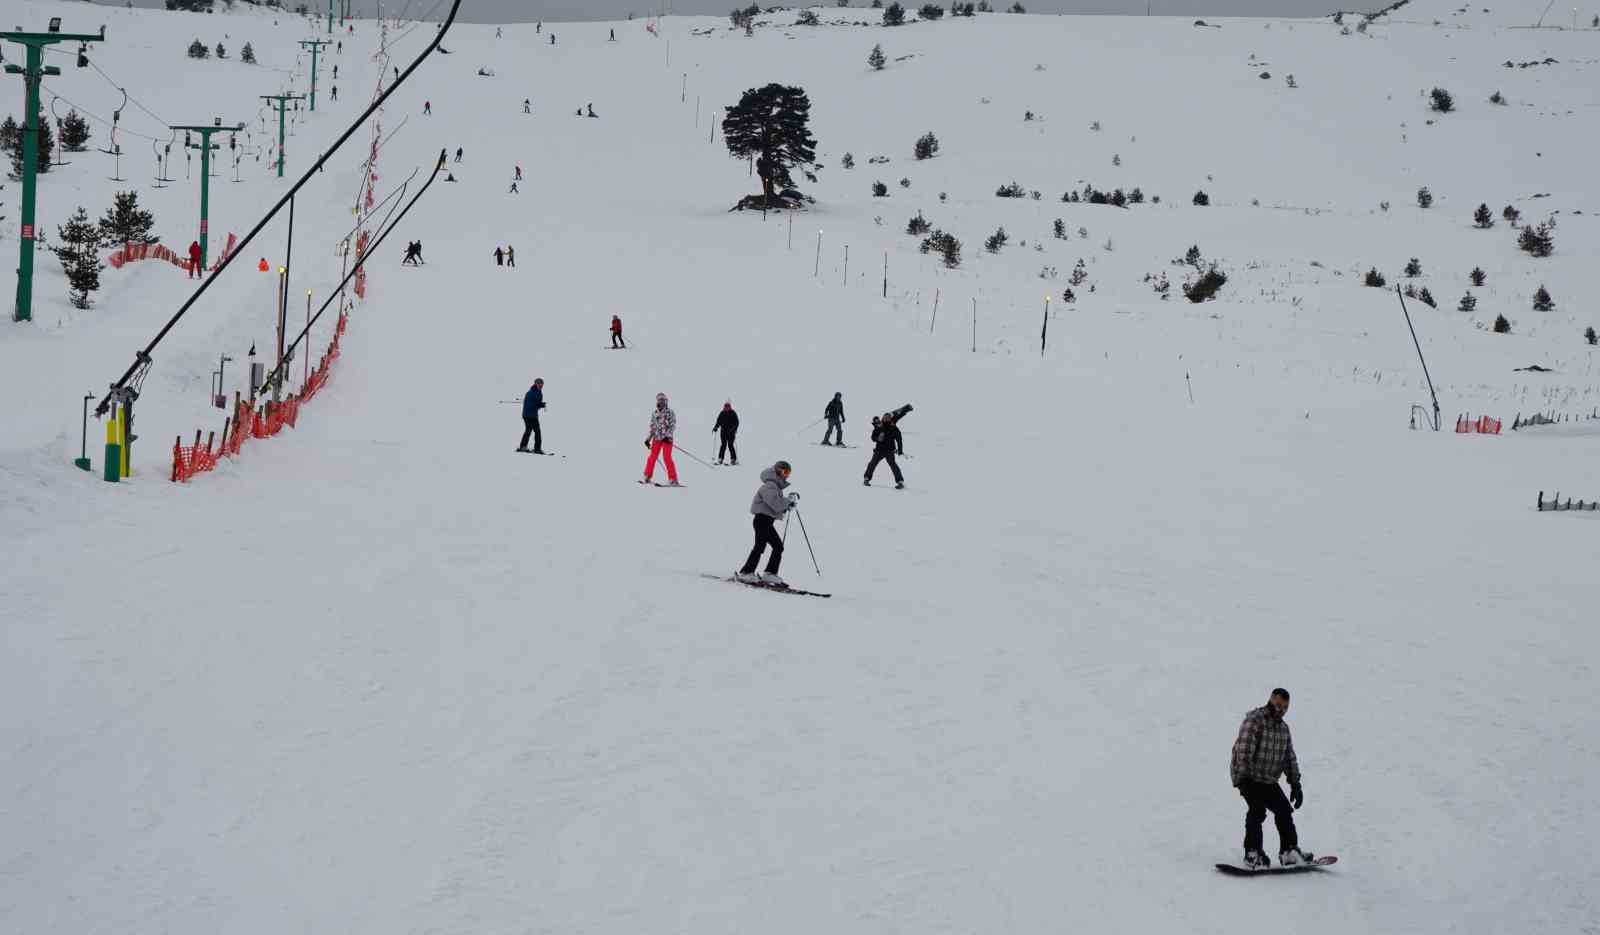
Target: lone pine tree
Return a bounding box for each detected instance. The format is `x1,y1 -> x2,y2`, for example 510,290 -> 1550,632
722,83 -> 818,208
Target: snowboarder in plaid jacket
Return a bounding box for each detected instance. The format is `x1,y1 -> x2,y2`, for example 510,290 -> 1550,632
1230,688 -> 1312,869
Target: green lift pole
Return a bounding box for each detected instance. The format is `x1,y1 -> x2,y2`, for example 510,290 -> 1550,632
2,21 -> 106,323
299,39 -> 330,111
172,120 -> 245,269
328,0 -> 334,34
260,93 -> 305,178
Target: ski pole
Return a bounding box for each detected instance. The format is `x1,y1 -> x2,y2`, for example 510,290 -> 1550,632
792,507 -> 822,576
670,442 -> 715,469
791,416 -> 826,437
782,511 -> 791,544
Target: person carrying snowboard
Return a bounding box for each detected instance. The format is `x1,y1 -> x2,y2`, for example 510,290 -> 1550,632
518,378 -> 546,453
1230,688 -> 1312,869
714,401 -> 740,465
736,460 -> 798,586
822,392 -> 845,446
610,315 -> 625,349
864,412 -> 905,489
641,392 -> 679,485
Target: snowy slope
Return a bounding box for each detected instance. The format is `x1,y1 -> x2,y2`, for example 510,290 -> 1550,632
3,1 -> 1599,933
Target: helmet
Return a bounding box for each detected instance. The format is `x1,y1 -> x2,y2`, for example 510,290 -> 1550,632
774,460 -> 792,474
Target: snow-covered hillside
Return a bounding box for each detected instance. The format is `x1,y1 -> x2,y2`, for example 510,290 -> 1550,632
3,1 -> 1598,932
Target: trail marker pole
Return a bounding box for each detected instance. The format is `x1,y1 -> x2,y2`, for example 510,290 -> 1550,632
814,231 -> 822,277
1040,296 -> 1050,357
882,251 -> 888,297
787,212 -> 793,249
971,298 -> 977,352
930,288 -> 939,334
3,22 -> 107,322
842,244 -> 849,286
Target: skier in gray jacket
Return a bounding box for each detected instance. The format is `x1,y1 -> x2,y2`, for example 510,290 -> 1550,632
737,461 -> 799,586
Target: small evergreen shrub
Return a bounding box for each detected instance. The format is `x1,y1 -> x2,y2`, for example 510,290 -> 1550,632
995,181 -> 1025,198
1429,87 -> 1454,112
913,131 -> 939,160
1473,203 -> 1494,228
1532,285 -> 1553,311
1493,314 -> 1510,333
1183,266 -> 1227,303
1416,186 -> 1433,208
984,226 -> 1008,252
871,180 -> 888,196
1192,190 -> 1209,206
906,212 -> 931,235
1365,268 -> 1387,287
1470,267 -> 1485,286
1458,292 -> 1477,312
1404,257 -> 1422,277
188,38 -> 209,59
1519,222 -> 1554,257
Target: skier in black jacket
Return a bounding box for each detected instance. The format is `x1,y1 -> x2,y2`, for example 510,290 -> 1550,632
864,412 -> 904,489
714,401 -> 740,465
821,392 -> 845,446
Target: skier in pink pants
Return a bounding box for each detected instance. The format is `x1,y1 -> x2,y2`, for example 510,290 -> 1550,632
641,392 -> 679,485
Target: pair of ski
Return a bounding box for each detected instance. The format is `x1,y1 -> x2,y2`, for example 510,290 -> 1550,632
700,573 -> 831,598
638,479 -> 685,488
515,449 -> 562,458
1215,855 -> 1337,876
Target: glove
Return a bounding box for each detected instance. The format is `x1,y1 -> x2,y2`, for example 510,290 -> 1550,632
644,439 -> 651,449
1289,783 -> 1303,810
787,492 -> 800,504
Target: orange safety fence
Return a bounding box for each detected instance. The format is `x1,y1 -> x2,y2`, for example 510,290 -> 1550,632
171,310 -> 348,482
107,233 -> 239,273
1455,414 -> 1503,435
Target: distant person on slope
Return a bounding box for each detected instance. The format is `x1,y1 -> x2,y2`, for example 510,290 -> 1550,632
641,393 -> 679,486
188,240 -> 203,279
736,460 -> 798,586
401,241 -> 420,266
506,245 -> 515,267
517,378 -> 546,453
454,146 -> 462,162
424,101 -> 432,115
610,315 -> 625,349
822,392 -> 845,446
714,401 -> 740,465
523,98 -> 532,114
493,246 -> 504,267
1231,688 -> 1313,870
863,412 -> 904,489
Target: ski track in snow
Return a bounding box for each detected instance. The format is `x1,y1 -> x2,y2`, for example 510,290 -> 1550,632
3,0 -> 1600,932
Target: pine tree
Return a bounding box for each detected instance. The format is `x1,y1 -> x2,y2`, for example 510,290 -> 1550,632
188,38 -> 210,59
1418,287 -> 1436,308
722,84 -> 818,207
241,42 -> 256,64
1502,204 -> 1520,224
1416,186 -> 1433,208
216,42 -> 228,59
1458,292 -> 1477,312
1585,326 -> 1597,346
1493,314 -> 1510,333
98,190 -> 159,255
53,206 -> 104,309
1469,266 -> 1486,286
1404,257 -> 1422,277
59,109 -> 91,152
1518,222 -> 1554,257
919,3 -> 945,18
1053,218 -> 1066,239
1364,268 -> 1387,287
1532,285 -> 1554,311
1192,190 -> 1209,206
984,226 -> 1008,252
913,131 -> 939,160
871,180 -> 888,196
1069,258 -> 1088,285
906,211 -> 931,235
5,111 -> 54,179
1184,244 -> 1202,268
1473,203 -> 1494,228
867,43 -> 886,70
1429,87 -> 1453,112
883,2 -> 906,24
841,152 -> 855,169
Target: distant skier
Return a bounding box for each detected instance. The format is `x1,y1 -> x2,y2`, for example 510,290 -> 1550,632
509,180 -> 519,194
517,378 -> 546,453
337,40 -> 342,53
494,246 -> 505,267
864,412 -> 905,489
736,460 -> 798,586
550,33 -> 556,45
714,401 -> 740,465
332,64 -> 338,79
424,101 -> 432,115
523,98 -> 532,114
401,241 -> 421,265
496,26 -> 503,38
506,245 -> 516,267
412,240 -> 424,263
330,85 -> 337,101
514,164 -> 523,180
641,393 -> 679,486
1231,688 -> 1312,869
610,315 -> 625,349
454,146 -> 462,163
188,240 -> 203,278
821,392 -> 845,446
586,103 -> 597,118
609,28 -> 616,40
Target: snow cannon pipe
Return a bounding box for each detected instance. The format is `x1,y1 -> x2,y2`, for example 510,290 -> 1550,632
258,159 -> 438,398
1395,286 -> 1440,431
95,0 -> 465,418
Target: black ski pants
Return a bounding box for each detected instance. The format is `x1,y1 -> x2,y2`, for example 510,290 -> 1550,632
740,514 -> 783,575
611,333 -> 625,348
718,431 -> 738,463
519,415 -> 542,452
864,451 -> 903,484
1239,781 -> 1298,853
822,418 -> 843,445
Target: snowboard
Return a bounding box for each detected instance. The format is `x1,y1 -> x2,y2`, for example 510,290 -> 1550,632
515,449 -> 560,457
816,443 -> 853,449
638,480 -> 685,487
1215,855 -> 1337,877
700,573 -> 831,598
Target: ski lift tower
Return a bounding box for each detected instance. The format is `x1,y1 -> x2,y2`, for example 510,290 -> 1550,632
2,19 -> 106,323
171,118 -> 246,269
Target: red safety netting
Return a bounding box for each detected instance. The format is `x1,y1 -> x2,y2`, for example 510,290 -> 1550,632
1455,414 -> 1503,435
172,311 -> 348,482
108,233 -> 238,272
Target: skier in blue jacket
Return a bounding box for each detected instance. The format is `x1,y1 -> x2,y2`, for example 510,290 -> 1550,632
518,378 -> 546,452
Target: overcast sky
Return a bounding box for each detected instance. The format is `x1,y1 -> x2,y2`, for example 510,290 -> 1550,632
92,0 -> 1370,24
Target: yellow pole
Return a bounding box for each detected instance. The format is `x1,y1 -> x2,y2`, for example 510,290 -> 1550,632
120,406 -> 131,477
103,407 -> 122,482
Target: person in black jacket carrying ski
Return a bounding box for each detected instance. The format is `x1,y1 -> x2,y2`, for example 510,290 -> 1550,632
864,412 -> 905,489
517,378 -> 546,453
714,401 -> 740,465
821,392 -> 845,446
